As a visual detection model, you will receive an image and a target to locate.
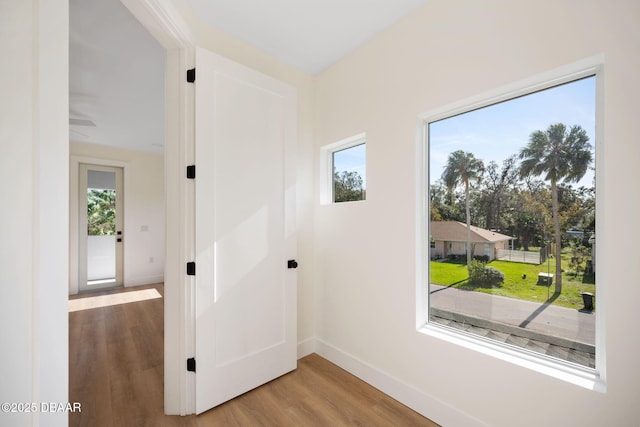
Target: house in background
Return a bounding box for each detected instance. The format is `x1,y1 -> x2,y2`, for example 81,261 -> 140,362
430,221 -> 513,261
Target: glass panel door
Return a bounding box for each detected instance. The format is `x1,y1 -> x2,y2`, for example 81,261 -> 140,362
79,164 -> 123,291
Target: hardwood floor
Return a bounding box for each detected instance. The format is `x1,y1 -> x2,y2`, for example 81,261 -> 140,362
69,283 -> 439,426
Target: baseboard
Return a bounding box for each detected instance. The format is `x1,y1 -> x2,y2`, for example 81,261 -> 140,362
68,276 -> 165,296
297,336 -> 317,359
312,338 -> 488,427
125,275 -> 165,287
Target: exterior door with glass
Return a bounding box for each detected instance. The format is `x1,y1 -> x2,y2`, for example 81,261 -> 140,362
78,163 -> 124,291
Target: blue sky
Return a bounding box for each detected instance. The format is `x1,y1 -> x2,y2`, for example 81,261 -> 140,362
429,76 -> 596,188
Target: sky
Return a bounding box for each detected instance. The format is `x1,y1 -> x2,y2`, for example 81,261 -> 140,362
428,76 -> 596,188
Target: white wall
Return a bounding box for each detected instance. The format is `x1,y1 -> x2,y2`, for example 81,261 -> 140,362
313,0 -> 640,426
0,1 -> 68,426
69,142 -> 165,294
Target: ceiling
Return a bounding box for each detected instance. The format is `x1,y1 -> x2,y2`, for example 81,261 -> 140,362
69,0 -> 165,153
187,0 -> 429,74
69,0 -> 428,154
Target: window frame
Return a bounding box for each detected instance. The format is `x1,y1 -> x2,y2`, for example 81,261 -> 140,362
415,57 -> 605,390
320,132 -> 367,205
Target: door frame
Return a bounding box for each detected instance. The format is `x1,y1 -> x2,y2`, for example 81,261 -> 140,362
78,163 -> 124,291
120,0 -> 197,415
69,156 -> 129,295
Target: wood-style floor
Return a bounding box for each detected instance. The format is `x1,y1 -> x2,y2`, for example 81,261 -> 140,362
69,283 -> 439,427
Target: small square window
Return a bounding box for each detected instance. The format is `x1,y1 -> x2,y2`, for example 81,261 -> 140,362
321,133 -> 366,204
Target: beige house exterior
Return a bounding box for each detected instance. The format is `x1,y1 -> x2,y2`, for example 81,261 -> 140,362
430,221 -> 513,261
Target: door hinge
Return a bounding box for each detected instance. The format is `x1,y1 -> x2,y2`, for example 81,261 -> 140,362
187,262 -> 196,276
187,68 -> 196,83
186,165 -> 196,179
187,357 -> 196,372
287,259 -> 298,269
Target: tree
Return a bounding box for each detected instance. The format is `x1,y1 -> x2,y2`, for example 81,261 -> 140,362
442,150 -> 485,266
477,155 -> 518,231
87,189 -> 116,235
519,123 -> 592,294
430,180 -> 464,222
334,170 -> 365,202
507,179 -> 550,250
575,185 -> 596,233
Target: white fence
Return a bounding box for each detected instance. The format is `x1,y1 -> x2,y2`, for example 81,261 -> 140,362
496,248 -> 541,264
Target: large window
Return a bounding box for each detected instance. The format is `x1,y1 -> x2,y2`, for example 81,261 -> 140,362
421,66 -> 599,376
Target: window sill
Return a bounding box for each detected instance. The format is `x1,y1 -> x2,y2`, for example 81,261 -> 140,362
419,322 -> 605,392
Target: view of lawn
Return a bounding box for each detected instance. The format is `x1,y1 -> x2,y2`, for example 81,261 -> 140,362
430,252 -> 595,310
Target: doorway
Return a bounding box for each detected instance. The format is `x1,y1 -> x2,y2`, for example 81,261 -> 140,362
67,0 -> 191,413
78,163 -> 124,292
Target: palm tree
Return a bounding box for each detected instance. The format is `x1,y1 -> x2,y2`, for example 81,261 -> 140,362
442,150 -> 485,266
519,123 -> 592,294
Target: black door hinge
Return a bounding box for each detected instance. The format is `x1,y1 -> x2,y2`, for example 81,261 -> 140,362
287,259 -> 298,269
187,357 -> 196,372
187,262 -> 196,276
187,68 -> 196,83
187,165 -> 196,179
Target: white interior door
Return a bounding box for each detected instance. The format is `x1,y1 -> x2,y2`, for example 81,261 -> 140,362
194,48 -> 297,414
78,164 -> 124,292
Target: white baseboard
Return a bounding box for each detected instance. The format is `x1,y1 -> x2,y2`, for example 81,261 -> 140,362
297,336 -> 317,359
125,275 -> 165,287
309,338 -> 488,427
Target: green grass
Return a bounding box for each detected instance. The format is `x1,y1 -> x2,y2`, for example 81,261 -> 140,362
430,254 -> 595,310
